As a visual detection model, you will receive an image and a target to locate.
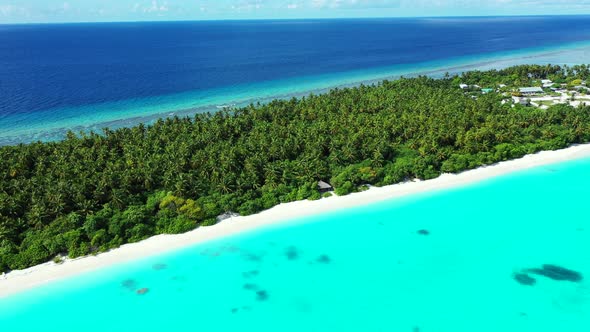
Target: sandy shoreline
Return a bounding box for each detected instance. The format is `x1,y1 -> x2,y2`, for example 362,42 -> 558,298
2,143 -> 590,298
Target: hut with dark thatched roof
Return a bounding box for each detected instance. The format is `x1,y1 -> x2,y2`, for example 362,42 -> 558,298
317,180 -> 334,194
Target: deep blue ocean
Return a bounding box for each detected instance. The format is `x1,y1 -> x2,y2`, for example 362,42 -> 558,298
1,16 -> 590,144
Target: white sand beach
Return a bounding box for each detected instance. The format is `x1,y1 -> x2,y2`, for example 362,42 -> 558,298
2,143 -> 590,299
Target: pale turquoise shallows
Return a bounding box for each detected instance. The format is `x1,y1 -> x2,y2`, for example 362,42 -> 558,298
1,158 -> 589,331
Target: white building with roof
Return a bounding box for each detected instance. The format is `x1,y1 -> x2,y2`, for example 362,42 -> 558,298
519,87 -> 544,95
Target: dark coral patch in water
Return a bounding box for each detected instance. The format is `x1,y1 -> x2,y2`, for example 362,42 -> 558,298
152,263 -> 168,270
256,290 -> 269,301
242,270 -> 260,278
513,273 -> 536,286
242,253 -> 263,262
527,264 -> 583,282
316,255 -> 331,264
417,229 -> 430,236
199,248 -> 225,258
285,246 -> 299,260
171,275 -> 187,282
121,279 -> 137,290
231,308 -> 239,314
243,283 -> 258,290
224,245 -> 240,253
136,288 -> 149,295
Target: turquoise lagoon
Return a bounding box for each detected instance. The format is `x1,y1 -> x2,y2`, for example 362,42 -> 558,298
1,156 -> 589,331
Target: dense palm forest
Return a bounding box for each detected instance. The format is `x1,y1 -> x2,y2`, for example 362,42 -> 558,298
2,64 -> 590,272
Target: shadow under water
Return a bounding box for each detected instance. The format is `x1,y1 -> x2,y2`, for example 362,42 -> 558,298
513,264 -> 583,286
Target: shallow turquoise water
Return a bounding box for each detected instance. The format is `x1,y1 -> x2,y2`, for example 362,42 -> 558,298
1,157 -> 590,331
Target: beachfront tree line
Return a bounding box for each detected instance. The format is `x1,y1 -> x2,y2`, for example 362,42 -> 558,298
1,64 -> 590,272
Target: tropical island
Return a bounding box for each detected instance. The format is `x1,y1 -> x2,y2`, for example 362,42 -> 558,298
2,64 -> 590,273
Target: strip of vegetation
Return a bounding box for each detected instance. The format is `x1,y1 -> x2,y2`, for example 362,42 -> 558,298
1,65 -> 590,272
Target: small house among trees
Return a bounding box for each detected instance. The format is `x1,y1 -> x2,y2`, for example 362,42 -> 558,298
519,87 -> 544,95
317,181 -> 334,194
